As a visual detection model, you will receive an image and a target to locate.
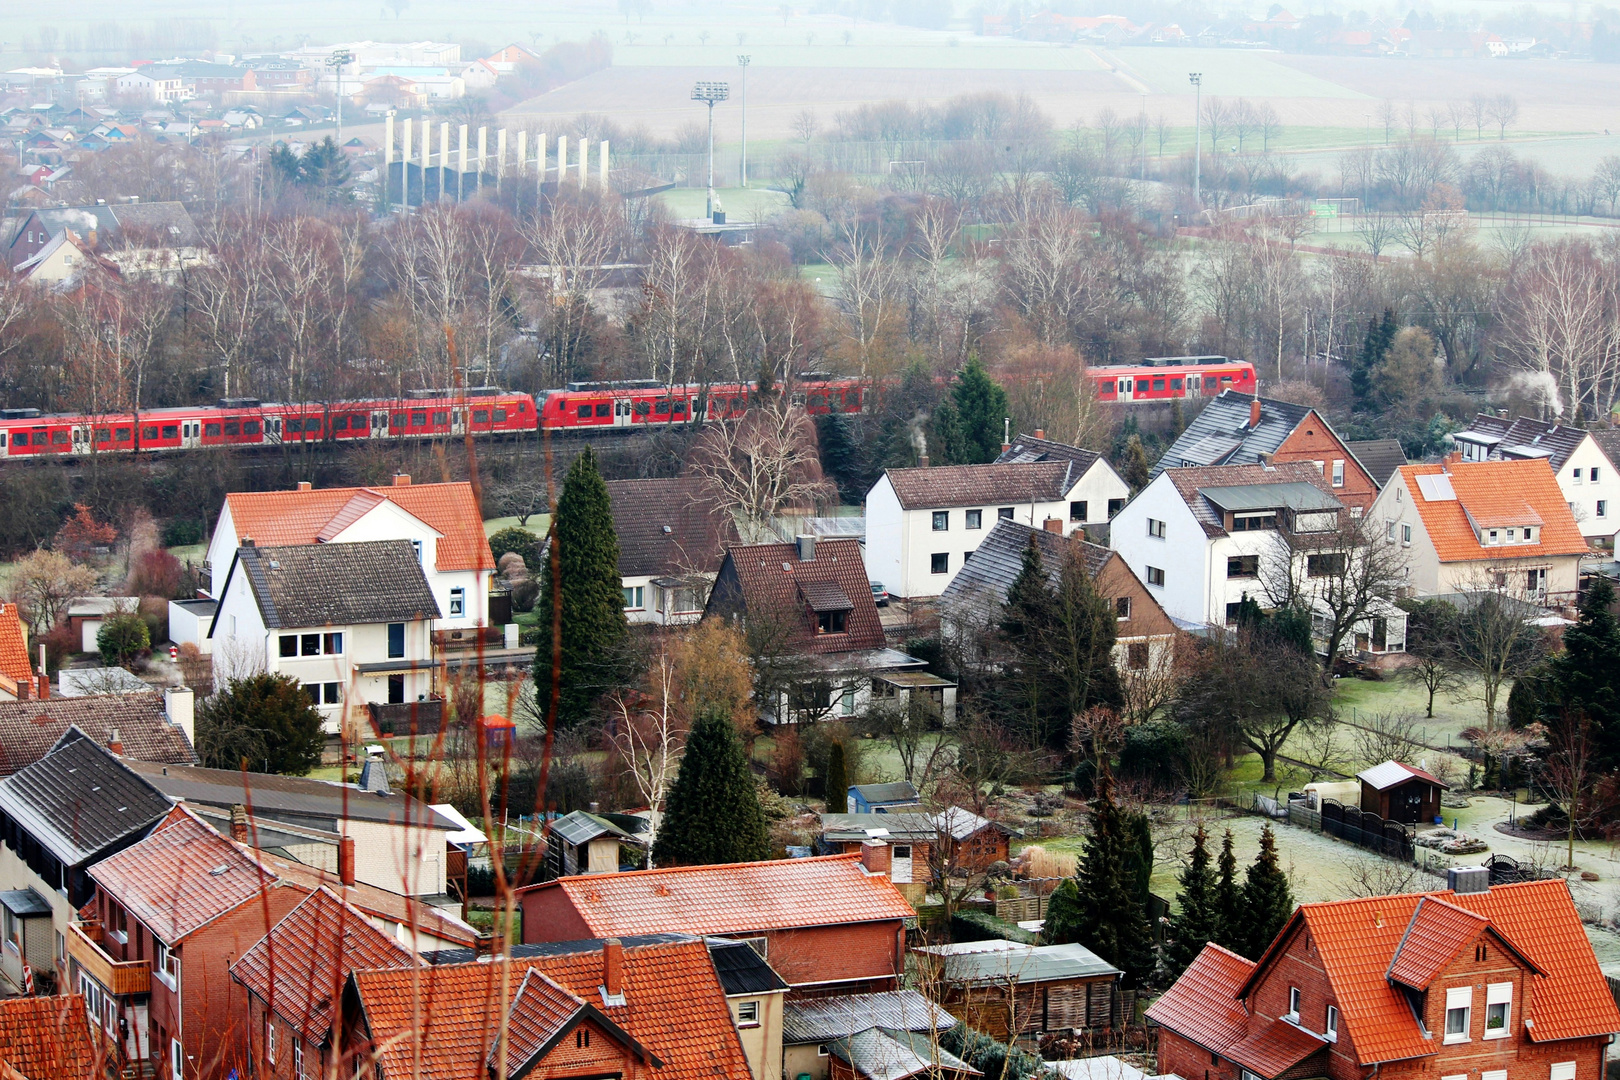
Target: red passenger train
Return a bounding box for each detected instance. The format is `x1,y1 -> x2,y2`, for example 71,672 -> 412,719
0,360 -> 1251,459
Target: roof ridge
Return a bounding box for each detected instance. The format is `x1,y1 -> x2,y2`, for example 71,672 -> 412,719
552,851 -> 862,886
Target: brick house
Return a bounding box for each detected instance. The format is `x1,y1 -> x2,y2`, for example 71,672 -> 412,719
341,933 -> 755,1080
1147,874 -> 1620,1080
819,809 -> 1019,903
231,886 -> 417,1080
1154,391 -> 1382,512
518,854 -> 916,994
606,476 -> 740,624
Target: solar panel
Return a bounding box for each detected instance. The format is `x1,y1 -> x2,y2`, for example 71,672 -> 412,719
1415,473 -> 1456,501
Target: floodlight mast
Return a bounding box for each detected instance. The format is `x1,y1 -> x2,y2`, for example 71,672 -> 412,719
329,49 -> 355,146
737,55 -> 751,188
691,80 -> 730,221
1189,72 -> 1203,209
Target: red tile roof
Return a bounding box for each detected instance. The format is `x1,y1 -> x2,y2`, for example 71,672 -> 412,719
711,539 -> 885,654
1143,943 -> 1254,1053
0,691 -> 195,776
0,995 -> 101,1080
354,936 -> 751,1080
232,887 -> 418,1045
0,604 -> 29,684
88,806 -> 279,943
1221,1018 -> 1326,1077
1385,896 -> 1488,989
248,848 -> 480,947
223,481 -> 494,572
1173,880 -> 1620,1067
1400,460 -> 1587,563
490,968 -> 659,1077
519,854 -> 916,938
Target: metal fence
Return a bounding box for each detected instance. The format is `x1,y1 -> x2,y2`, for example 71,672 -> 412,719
1320,799 -> 1416,861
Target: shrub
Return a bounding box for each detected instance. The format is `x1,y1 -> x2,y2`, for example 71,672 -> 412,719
951,910 -> 1038,944
161,517 -> 206,547
1118,719 -> 1188,789
129,549 -> 183,599
137,595 -> 168,645
510,578 -> 540,613
195,673 -> 325,775
97,611 -> 151,667
488,527 -> 543,572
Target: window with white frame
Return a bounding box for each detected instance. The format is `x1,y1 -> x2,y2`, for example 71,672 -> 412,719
294,1041 -> 304,1078
449,587 -> 465,616
1593,467 -> 1603,483
1332,459 -> 1345,487
1401,524 -> 1412,545
1147,518 -> 1166,539
1443,986 -> 1472,1042
1574,468 -> 1584,483
266,1015 -> 277,1063
1481,1071 -> 1506,1080
1386,521 -> 1396,542
155,939 -> 180,991
1551,1063 -> 1577,1080
965,509 -> 982,530
1287,986 -> 1300,1020
1325,1005 -> 1338,1041
171,1038 -> 183,1080
1599,500 -> 1609,519
622,585 -> 644,610
736,1000 -> 760,1026
1484,982 -> 1511,1038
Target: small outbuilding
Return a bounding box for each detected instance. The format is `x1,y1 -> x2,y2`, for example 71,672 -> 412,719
1357,760 -> 1444,824
847,781 -> 921,814
545,809 -> 642,877
912,940 -> 1122,1041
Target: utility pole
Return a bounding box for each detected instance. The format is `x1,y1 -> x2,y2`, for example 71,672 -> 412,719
329,48 -> 355,146
737,55 -> 751,187
691,80 -> 730,221
1189,72 -> 1202,209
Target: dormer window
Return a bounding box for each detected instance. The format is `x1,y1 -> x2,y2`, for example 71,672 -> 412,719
817,610 -> 847,634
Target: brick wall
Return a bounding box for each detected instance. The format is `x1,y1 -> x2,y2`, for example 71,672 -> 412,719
518,887 -> 599,945
763,922 -> 904,992
533,1016 -> 655,1078
1274,413 -> 1379,512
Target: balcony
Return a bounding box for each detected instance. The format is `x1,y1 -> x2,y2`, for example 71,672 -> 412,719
367,697 -> 445,736
67,922 -> 150,997
433,627 -> 506,651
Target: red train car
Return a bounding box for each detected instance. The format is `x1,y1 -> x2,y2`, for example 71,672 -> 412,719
536,375 -> 867,431
1091,356 -> 1257,403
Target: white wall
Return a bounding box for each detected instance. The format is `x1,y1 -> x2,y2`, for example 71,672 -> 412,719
1108,475 -> 1210,625
340,817 -> 446,897
1369,474 -> 1437,595
1555,436 -> 1620,540
864,476 -> 906,598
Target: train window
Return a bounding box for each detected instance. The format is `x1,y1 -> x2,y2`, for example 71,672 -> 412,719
1152,379 -> 1165,391
162,425 -> 178,439
205,423 -> 221,437
672,401 -> 687,415
634,401 -> 650,416
32,431 -> 47,445
224,422 -> 240,436
809,394 -> 825,408
0,433 -> 5,447
245,421 -> 261,435
1204,377 -> 1217,390
655,401 -> 670,415
1220,375 -> 1233,384
306,418 -> 322,433
411,412 -> 427,427
595,403 -> 611,417
473,410 -> 490,423
493,409 -> 507,422
732,397 -> 743,410
51,430 -> 68,445
333,415 -> 348,430
143,426 -> 158,440
393,413 -> 407,428
286,418 -> 303,433
95,428 -> 111,442
1101,381 -> 1116,394
577,404 -> 592,418
432,411 -> 448,425
1171,378 -> 1183,390
115,428 -> 130,441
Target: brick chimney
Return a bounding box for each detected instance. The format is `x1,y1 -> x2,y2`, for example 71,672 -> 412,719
1043,518 -> 1063,533
107,727 -> 123,755
339,835 -> 356,885
229,804 -> 249,843
296,481 -> 312,491
1034,428 -> 1045,440
393,473 -> 412,486
602,937 -> 623,998
918,453 -> 929,468
1249,398 -> 1262,429
860,839 -> 891,877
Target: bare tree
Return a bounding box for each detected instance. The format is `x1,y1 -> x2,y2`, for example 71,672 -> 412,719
1446,584 -> 1547,731
1200,96 -> 1230,153
790,108 -> 819,146
606,645 -> 688,836
518,194 -> 628,385
1376,99 -> 1398,144
1486,94 -> 1520,140
7,549 -> 98,634
1354,213 -> 1400,261
1344,854 -> 1422,897
689,397 -> 835,542
1468,92 -> 1490,140
1542,709 -> 1606,871
1348,709 -> 1429,766
1255,102 -> 1284,152
826,218 -> 901,378
190,214 -> 269,399
999,201 -> 1107,348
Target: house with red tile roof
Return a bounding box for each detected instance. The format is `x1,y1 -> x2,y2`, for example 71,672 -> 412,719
1369,459 -> 1588,609
518,854 -> 915,993
0,603 -> 40,702
231,887 -> 418,1080
705,536 -> 951,724
341,933 -> 755,1080
0,995 -> 103,1080
1148,875 -> 1620,1080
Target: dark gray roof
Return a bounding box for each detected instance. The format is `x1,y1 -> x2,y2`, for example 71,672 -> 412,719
831,1028 -> 980,1080
606,478 -> 740,580
0,729 -> 172,867
849,781 -> 920,806
707,937 -> 790,995
995,434 -> 1104,474
913,941 -> 1122,985
938,520 -> 1112,615
1457,414 -> 1590,472
122,759 -> 453,832
1345,440 -> 1407,487
883,462 -> 1080,511
1199,481 -> 1342,513
1151,390 -> 1316,478
423,932 -> 695,966
18,201 -> 198,250
550,810 -> 639,847
226,540 -> 440,629
820,810 -> 1015,844
0,888 -> 51,916
782,990 -> 955,1044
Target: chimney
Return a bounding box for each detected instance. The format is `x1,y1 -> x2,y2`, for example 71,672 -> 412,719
1448,866 -> 1489,895
393,473 -> 412,486
339,835 -> 356,885
918,453 -> 929,468
796,535 -> 817,562
602,937 -> 623,998
1444,451 -> 1462,467
107,727 -> 123,755
860,839 -> 892,877
241,536 -> 255,547
1001,417 -> 1011,454
359,757 -> 392,796
296,480 -> 312,491
229,803 -> 249,843
1249,398 -> 1262,429
1043,518 -> 1063,533
165,686 -> 195,745
1034,428 -> 1045,440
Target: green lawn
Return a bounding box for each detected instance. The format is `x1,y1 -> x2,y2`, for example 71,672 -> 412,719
654,186 -> 793,223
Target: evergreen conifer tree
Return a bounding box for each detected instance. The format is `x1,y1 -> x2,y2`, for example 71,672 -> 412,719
1548,576 -> 1620,763
931,357 -> 1010,464
651,709 -> 771,867
1122,435 -> 1151,490
823,741 -> 850,810
1071,771 -> 1154,986
535,447 -> 629,728
1165,825 -> 1220,977
1241,824 -> 1294,959
816,413 -> 864,502
1212,829 -> 1243,953
1043,877 -> 1085,945
1352,309 -> 1398,412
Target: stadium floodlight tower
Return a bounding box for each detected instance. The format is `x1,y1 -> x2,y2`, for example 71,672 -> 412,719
691,80 -> 730,221
329,48 -> 355,146
1188,71 -> 1203,208
737,55 -> 751,188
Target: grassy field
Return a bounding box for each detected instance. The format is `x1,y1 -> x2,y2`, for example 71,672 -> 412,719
654,185 -> 793,222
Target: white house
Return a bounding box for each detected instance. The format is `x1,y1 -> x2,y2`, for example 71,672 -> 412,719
204,476 -> 494,635
1455,414 -> 1618,543
1108,462 -> 1345,628
605,477 -> 740,626
115,70 -> 186,102
864,451 -> 1129,600
208,539 -> 440,736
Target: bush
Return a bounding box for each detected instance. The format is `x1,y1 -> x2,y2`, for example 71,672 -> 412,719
129,549 -> 183,599
1118,719 -> 1188,789
940,1023 -> 1046,1080
97,612 -> 151,667
138,595 -> 168,645
488,527 -> 543,572
195,673 -> 326,775
161,517 -> 206,548
510,578 -> 540,613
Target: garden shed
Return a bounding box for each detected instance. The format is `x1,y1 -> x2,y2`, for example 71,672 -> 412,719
1357,760 -> 1444,825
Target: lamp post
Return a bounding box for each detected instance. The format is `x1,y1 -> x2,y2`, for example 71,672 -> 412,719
329,48 -> 355,146
737,54 -> 751,188
691,80 -> 730,221
1188,71 -> 1202,208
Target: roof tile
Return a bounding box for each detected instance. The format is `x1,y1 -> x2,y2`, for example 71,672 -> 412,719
884,462 -> 1079,510
1164,462 -> 1337,537
0,996 -> 100,1080
1143,943 -> 1254,1053
709,539 -> 884,654
0,732 -> 172,866
1221,1018 -> 1326,1077
0,691 -> 195,776
1385,896 -> 1488,989
0,605 -> 29,684
1400,460 -> 1587,563
606,477 -> 741,579
232,540 -> 440,629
